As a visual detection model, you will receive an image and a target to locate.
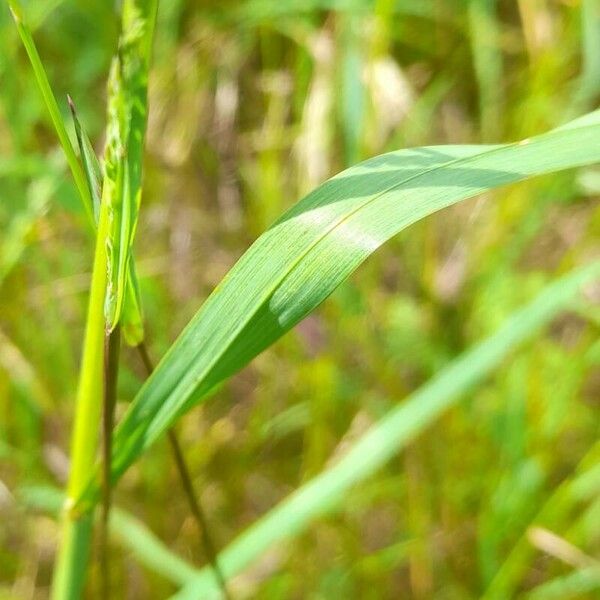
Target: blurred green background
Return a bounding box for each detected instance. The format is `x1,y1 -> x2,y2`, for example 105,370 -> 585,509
1,0 -> 600,598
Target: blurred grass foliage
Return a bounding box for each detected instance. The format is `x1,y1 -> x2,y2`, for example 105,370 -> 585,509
1,0 -> 599,598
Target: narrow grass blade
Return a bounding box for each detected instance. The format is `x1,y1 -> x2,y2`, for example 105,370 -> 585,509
52,3 -> 157,594
576,0 -> 600,107
7,0 -> 95,226
68,96 -> 102,222
525,567 -> 600,600
468,0 -> 503,140
172,260 -> 600,598
483,442 -> 600,598
84,110 -> 600,503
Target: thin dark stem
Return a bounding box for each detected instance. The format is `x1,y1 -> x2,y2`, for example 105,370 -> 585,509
100,325 -> 121,600
166,430 -> 232,599
136,342 -> 232,599
136,338 -> 154,376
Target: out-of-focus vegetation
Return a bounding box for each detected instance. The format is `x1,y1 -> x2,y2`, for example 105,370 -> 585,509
1,0 -> 600,598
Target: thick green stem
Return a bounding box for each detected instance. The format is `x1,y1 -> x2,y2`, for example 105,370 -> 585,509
50,513 -> 94,600
51,178 -> 112,600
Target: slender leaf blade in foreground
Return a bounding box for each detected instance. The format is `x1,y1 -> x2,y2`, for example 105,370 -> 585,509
76,110 -> 600,507
7,0 -> 95,226
172,260 -> 600,598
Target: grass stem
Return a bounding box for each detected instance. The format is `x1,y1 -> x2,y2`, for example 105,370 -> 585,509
51,146 -> 113,600
100,326 -> 121,599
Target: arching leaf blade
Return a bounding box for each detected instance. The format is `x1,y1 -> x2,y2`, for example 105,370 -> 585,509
77,109 -> 600,508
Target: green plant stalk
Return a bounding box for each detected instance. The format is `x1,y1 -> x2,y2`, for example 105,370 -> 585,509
7,0 -> 95,227
51,513 -> 94,600
51,184 -> 112,600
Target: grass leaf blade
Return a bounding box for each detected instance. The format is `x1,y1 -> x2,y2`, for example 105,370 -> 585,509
73,110 -> 600,507
7,0 -> 95,225
68,95 -> 102,222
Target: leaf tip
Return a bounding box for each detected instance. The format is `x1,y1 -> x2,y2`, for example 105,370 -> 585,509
67,94 -> 76,116
7,0 -> 23,23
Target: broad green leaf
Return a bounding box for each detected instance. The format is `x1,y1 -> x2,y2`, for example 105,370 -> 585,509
103,0 -> 157,332
171,261 -> 600,599
76,109 -> 600,509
